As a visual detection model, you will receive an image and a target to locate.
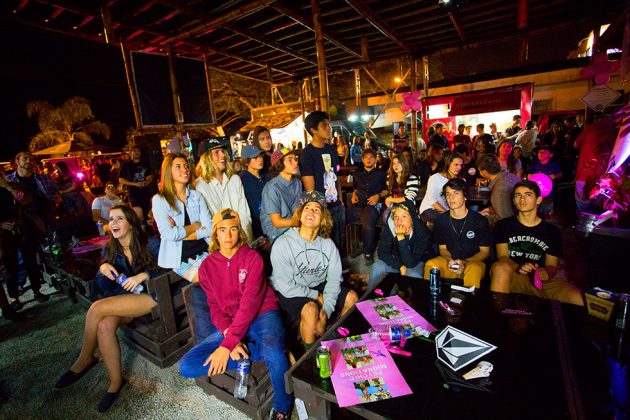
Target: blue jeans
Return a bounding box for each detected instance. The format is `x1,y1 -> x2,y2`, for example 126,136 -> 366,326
346,205 -> 379,256
368,259 -> 425,290
190,285 -> 218,343
328,203 -> 346,255
179,310 -> 292,413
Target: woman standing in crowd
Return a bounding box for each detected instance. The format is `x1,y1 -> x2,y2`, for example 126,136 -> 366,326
55,205 -> 159,412
54,161 -> 90,217
416,143 -> 445,187
336,135 -> 349,166
179,209 -> 292,420
195,140 -> 253,241
384,154 -> 420,211
152,153 -> 212,270
350,136 -> 363,167
418,152 -> 464,223
497,140 -> 523,179
260,147 -> 302,243
252,126 -> 274,175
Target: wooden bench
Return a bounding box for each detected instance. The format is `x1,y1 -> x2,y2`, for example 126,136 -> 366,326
120,271 -> 193,368
182,284 -> 274,420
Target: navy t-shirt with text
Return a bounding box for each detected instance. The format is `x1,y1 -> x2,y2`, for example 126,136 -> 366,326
493,216 -> 562,265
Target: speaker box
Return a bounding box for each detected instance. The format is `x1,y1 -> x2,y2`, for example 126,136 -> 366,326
134,134 -> 164,172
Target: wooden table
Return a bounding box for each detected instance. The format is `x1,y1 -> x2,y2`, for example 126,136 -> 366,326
287,274 -> 620,419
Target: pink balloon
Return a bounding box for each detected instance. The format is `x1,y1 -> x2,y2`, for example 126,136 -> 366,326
401,90 -> 422,113
529,173 -> 553,198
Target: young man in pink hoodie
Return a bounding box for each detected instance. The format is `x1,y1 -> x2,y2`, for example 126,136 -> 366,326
178,208 -> 291,419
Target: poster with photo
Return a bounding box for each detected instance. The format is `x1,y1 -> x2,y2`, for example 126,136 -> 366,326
356,295 -> 437,333
321,333 -> 412,407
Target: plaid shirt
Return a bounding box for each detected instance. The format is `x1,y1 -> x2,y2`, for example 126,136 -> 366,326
6,171 -> 59,202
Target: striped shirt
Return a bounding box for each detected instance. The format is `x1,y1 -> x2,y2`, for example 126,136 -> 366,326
388,174 -> 420,203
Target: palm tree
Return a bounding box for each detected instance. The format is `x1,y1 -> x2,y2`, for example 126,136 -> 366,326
26,96 -> 111,152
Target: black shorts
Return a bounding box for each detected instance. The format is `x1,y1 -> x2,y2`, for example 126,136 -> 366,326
278,283 -> 351,325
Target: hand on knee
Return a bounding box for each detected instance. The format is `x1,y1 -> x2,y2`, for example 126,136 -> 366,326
345,290 -> 358,307
300,302 -> 319,329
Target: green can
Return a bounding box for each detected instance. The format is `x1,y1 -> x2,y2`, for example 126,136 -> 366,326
315,346 -> 332,379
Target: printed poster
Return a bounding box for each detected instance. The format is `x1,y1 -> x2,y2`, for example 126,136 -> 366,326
355,295 -> 437,334
321,333 -> 412,407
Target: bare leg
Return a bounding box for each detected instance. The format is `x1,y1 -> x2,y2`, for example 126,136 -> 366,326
490,261 -> 516,294
97,315 -> 131,392
299,302 -> 319,346
71,294 -> 157,372
341,290 -> 358,316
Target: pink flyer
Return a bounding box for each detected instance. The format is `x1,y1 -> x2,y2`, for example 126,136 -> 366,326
321,333 -> 412,407
355,295 -> 437,333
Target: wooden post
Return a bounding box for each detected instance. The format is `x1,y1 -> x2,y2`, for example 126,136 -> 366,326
120,42 -> 141,129
167,44 -> 183,128
202,55 -> 217,124
100,7 -> 114,44
422,56 -> 429,99
311,0 -> 329,112
300,79 -> 308,145
361,37 -> 369,62
267,64 -> 274,105
354,68 -> 361,117
517,0 -> 528,63
410,57 -> 418,154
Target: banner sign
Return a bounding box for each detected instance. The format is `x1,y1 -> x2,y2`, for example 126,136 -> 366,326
355,295 -> 437,334
321,334 -> 412,407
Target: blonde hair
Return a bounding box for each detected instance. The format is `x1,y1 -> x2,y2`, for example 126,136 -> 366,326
291,202 -> 334,238
159,153 -> 192,211
196,149 -> 234,183
209,218 -> 248,253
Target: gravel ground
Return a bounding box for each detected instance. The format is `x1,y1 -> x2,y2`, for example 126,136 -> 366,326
0,284 -> 249,420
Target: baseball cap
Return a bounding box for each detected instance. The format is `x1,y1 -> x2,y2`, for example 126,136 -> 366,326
241,145 -> 264,159
299,190 -> 327,208
271,147 -> 296,167
198,137 -> 228,156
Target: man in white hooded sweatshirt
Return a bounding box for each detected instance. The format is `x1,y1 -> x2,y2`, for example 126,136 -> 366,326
270,191 -> 358,350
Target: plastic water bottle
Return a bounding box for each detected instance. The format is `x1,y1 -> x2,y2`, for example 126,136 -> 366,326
116,274 -> 143,294
96,221 -> 106,236
233,358 -> 250,399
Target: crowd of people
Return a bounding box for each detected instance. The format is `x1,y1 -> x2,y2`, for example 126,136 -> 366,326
0,111 -> 586,417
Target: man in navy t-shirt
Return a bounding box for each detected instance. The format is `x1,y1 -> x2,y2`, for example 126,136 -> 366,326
300,111 -> 345,252
490,180 -> 583,306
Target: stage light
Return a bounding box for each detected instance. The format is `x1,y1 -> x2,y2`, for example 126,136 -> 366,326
394,77 -> 402,83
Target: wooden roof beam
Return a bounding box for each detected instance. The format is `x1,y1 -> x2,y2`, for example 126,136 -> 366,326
448,11 -> 467,44
150,0 -> 313,66
271,3 -> 362,59
344,0 -> 411,54
155,0 -> 277,44
33,0 -> 296,77
223,24 -> 316,65
13,0 -> 30,13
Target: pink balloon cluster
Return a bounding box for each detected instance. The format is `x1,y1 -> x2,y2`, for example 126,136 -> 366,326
580,52 -> 620,85
529,173 -> 553,198
401,90 -> 422,113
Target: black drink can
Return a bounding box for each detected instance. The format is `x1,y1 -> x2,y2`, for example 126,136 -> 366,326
429,267 -> 441,298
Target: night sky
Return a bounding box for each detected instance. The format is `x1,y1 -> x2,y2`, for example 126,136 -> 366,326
0,20 -> 133,162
